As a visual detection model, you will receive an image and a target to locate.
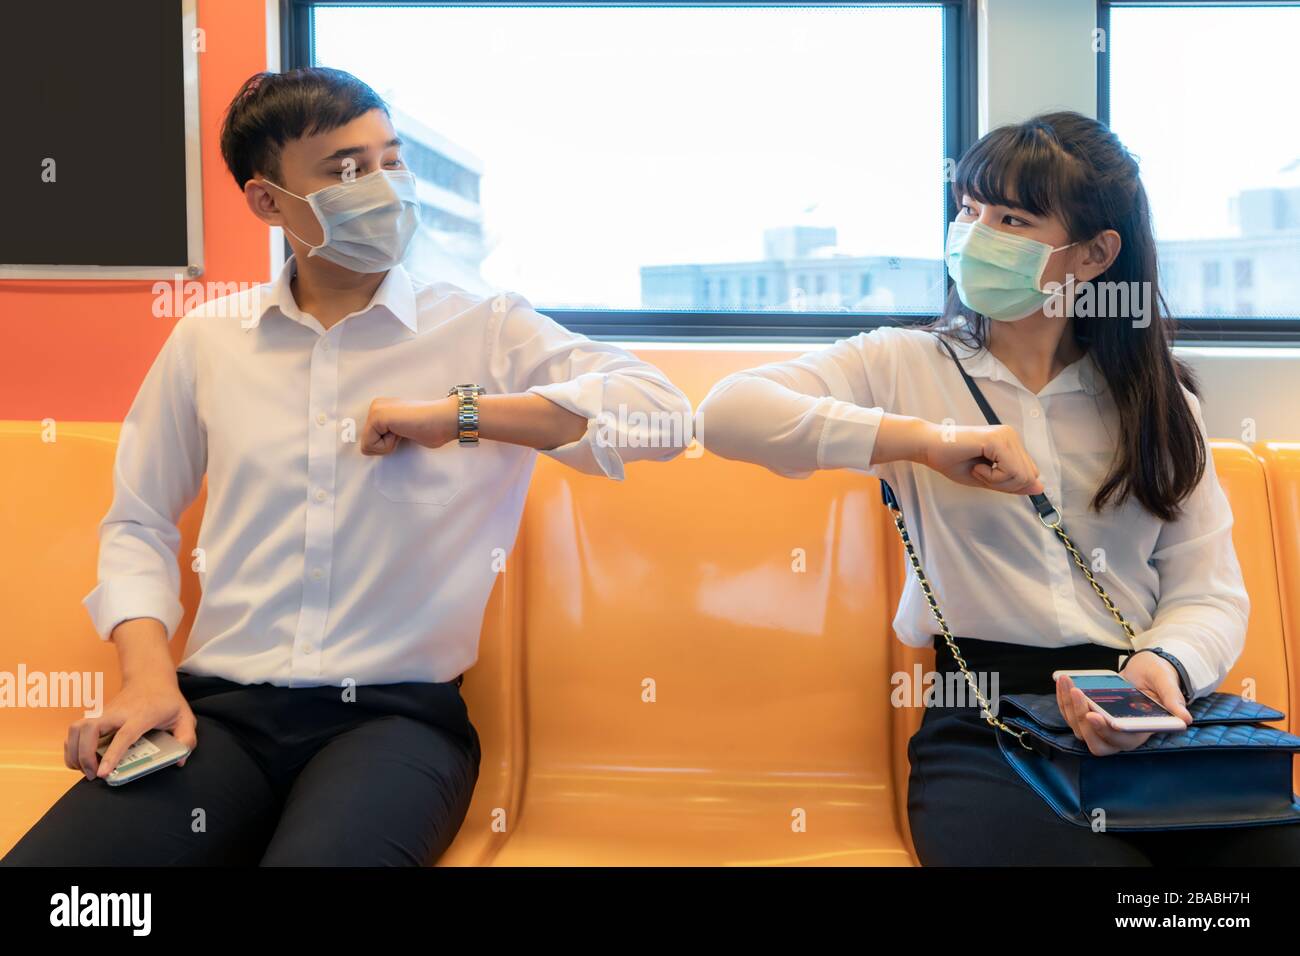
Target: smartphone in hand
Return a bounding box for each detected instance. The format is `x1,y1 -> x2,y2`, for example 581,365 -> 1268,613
95,729 -> 191,786
1052,669 -> 1187,733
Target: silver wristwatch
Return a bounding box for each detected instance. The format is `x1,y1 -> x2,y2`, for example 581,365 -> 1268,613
447,384 -> 486,444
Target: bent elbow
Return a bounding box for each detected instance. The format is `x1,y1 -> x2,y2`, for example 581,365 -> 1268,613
693,378 -> 756,461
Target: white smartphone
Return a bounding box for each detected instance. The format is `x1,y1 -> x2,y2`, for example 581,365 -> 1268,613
1051,669 -> 1187,733
95,729 -> 191,786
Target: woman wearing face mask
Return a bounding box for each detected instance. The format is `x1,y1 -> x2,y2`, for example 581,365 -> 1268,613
695,112 -> 1298,865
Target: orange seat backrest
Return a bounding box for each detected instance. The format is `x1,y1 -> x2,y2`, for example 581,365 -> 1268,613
1255,442 -> 1300,787
517,447 -> 899,778
1211,442 -> 1290,722
0,418 -> 1294,858
0,423 -> 142,749
0,421 -> 519,865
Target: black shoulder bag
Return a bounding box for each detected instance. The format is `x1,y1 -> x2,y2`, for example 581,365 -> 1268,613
877,335 -> 1300,831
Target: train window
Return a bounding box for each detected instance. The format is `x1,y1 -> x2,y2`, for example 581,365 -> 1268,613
1104,2 -> 1300,329
306,2 -> 956,335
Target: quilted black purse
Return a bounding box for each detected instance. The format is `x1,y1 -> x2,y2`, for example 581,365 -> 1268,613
877,334 -> 1300,831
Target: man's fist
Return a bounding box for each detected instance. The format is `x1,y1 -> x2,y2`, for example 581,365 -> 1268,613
360,397 -> 456,455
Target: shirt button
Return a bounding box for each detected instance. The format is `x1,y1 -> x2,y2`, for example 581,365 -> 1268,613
1030,408 -> 1042,419
311,568 -> 324,580
321,342 -> 330,352
316,412 -> 327,425
301,643 -> 313,655
315,489 -> 327,502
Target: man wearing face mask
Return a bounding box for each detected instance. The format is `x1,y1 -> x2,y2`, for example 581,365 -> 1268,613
1,68 -> 692,867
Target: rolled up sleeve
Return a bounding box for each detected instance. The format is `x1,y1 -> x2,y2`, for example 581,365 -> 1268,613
694,327 -> 901,478
82,316 -> 207,641
489,294 -> 692,478
1130,390 -> 1250,700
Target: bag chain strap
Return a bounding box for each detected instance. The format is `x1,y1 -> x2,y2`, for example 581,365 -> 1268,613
886,500 -> 1137,749
886,340 -> 1138,749
884,497 -> 1034,748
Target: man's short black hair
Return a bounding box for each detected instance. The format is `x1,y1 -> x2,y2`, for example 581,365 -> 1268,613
219,67 -> 390,190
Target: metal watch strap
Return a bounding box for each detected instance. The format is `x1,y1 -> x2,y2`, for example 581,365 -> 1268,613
447,384 -> 485,444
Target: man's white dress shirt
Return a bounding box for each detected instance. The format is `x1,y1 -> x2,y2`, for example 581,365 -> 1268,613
84,257 -> 691,687
695,325 -> 1249,699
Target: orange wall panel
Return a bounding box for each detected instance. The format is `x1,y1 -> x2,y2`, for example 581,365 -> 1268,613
0,0 -> 271,422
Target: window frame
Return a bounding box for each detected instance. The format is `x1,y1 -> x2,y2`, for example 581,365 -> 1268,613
281,0 -> 975,341
288,1 -> 1300,345
1098,0 -> 1300,344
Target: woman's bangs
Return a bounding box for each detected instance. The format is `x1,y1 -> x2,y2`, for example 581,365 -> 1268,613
953,127 -> 1067,218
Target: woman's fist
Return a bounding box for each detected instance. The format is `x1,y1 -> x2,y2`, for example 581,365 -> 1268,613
920,422 -> 1045,496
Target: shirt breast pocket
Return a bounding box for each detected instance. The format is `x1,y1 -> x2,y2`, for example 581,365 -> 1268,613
373,441 -> 464,506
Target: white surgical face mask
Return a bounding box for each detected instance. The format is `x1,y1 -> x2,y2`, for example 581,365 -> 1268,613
260,168 -> 421,274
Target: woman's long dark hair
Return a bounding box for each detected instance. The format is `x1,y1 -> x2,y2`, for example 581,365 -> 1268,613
925,111 -> 1205,523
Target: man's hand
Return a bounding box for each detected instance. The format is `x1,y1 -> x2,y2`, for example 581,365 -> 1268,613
1055,654 -> 1192,756
360,396 -> 457,456
67,670 -> 197,781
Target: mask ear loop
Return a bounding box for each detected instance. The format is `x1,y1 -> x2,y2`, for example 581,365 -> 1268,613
1035,240 -> 1080,299
258,179 -> 327,254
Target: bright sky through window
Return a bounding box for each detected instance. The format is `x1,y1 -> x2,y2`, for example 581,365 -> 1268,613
314,5 -> 946,311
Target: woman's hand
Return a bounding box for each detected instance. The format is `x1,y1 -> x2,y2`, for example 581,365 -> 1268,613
1055,655 -> 1192,756
916,421 -> 1045,496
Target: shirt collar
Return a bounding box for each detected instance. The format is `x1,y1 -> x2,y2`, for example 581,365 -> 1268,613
245,255 -> 419,335
943,332 -> 1106,397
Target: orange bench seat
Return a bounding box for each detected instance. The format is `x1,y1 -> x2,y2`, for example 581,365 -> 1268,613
1,392 -> 1295,864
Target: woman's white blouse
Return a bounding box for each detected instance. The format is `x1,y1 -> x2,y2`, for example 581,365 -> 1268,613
694,326 -> 1249,700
